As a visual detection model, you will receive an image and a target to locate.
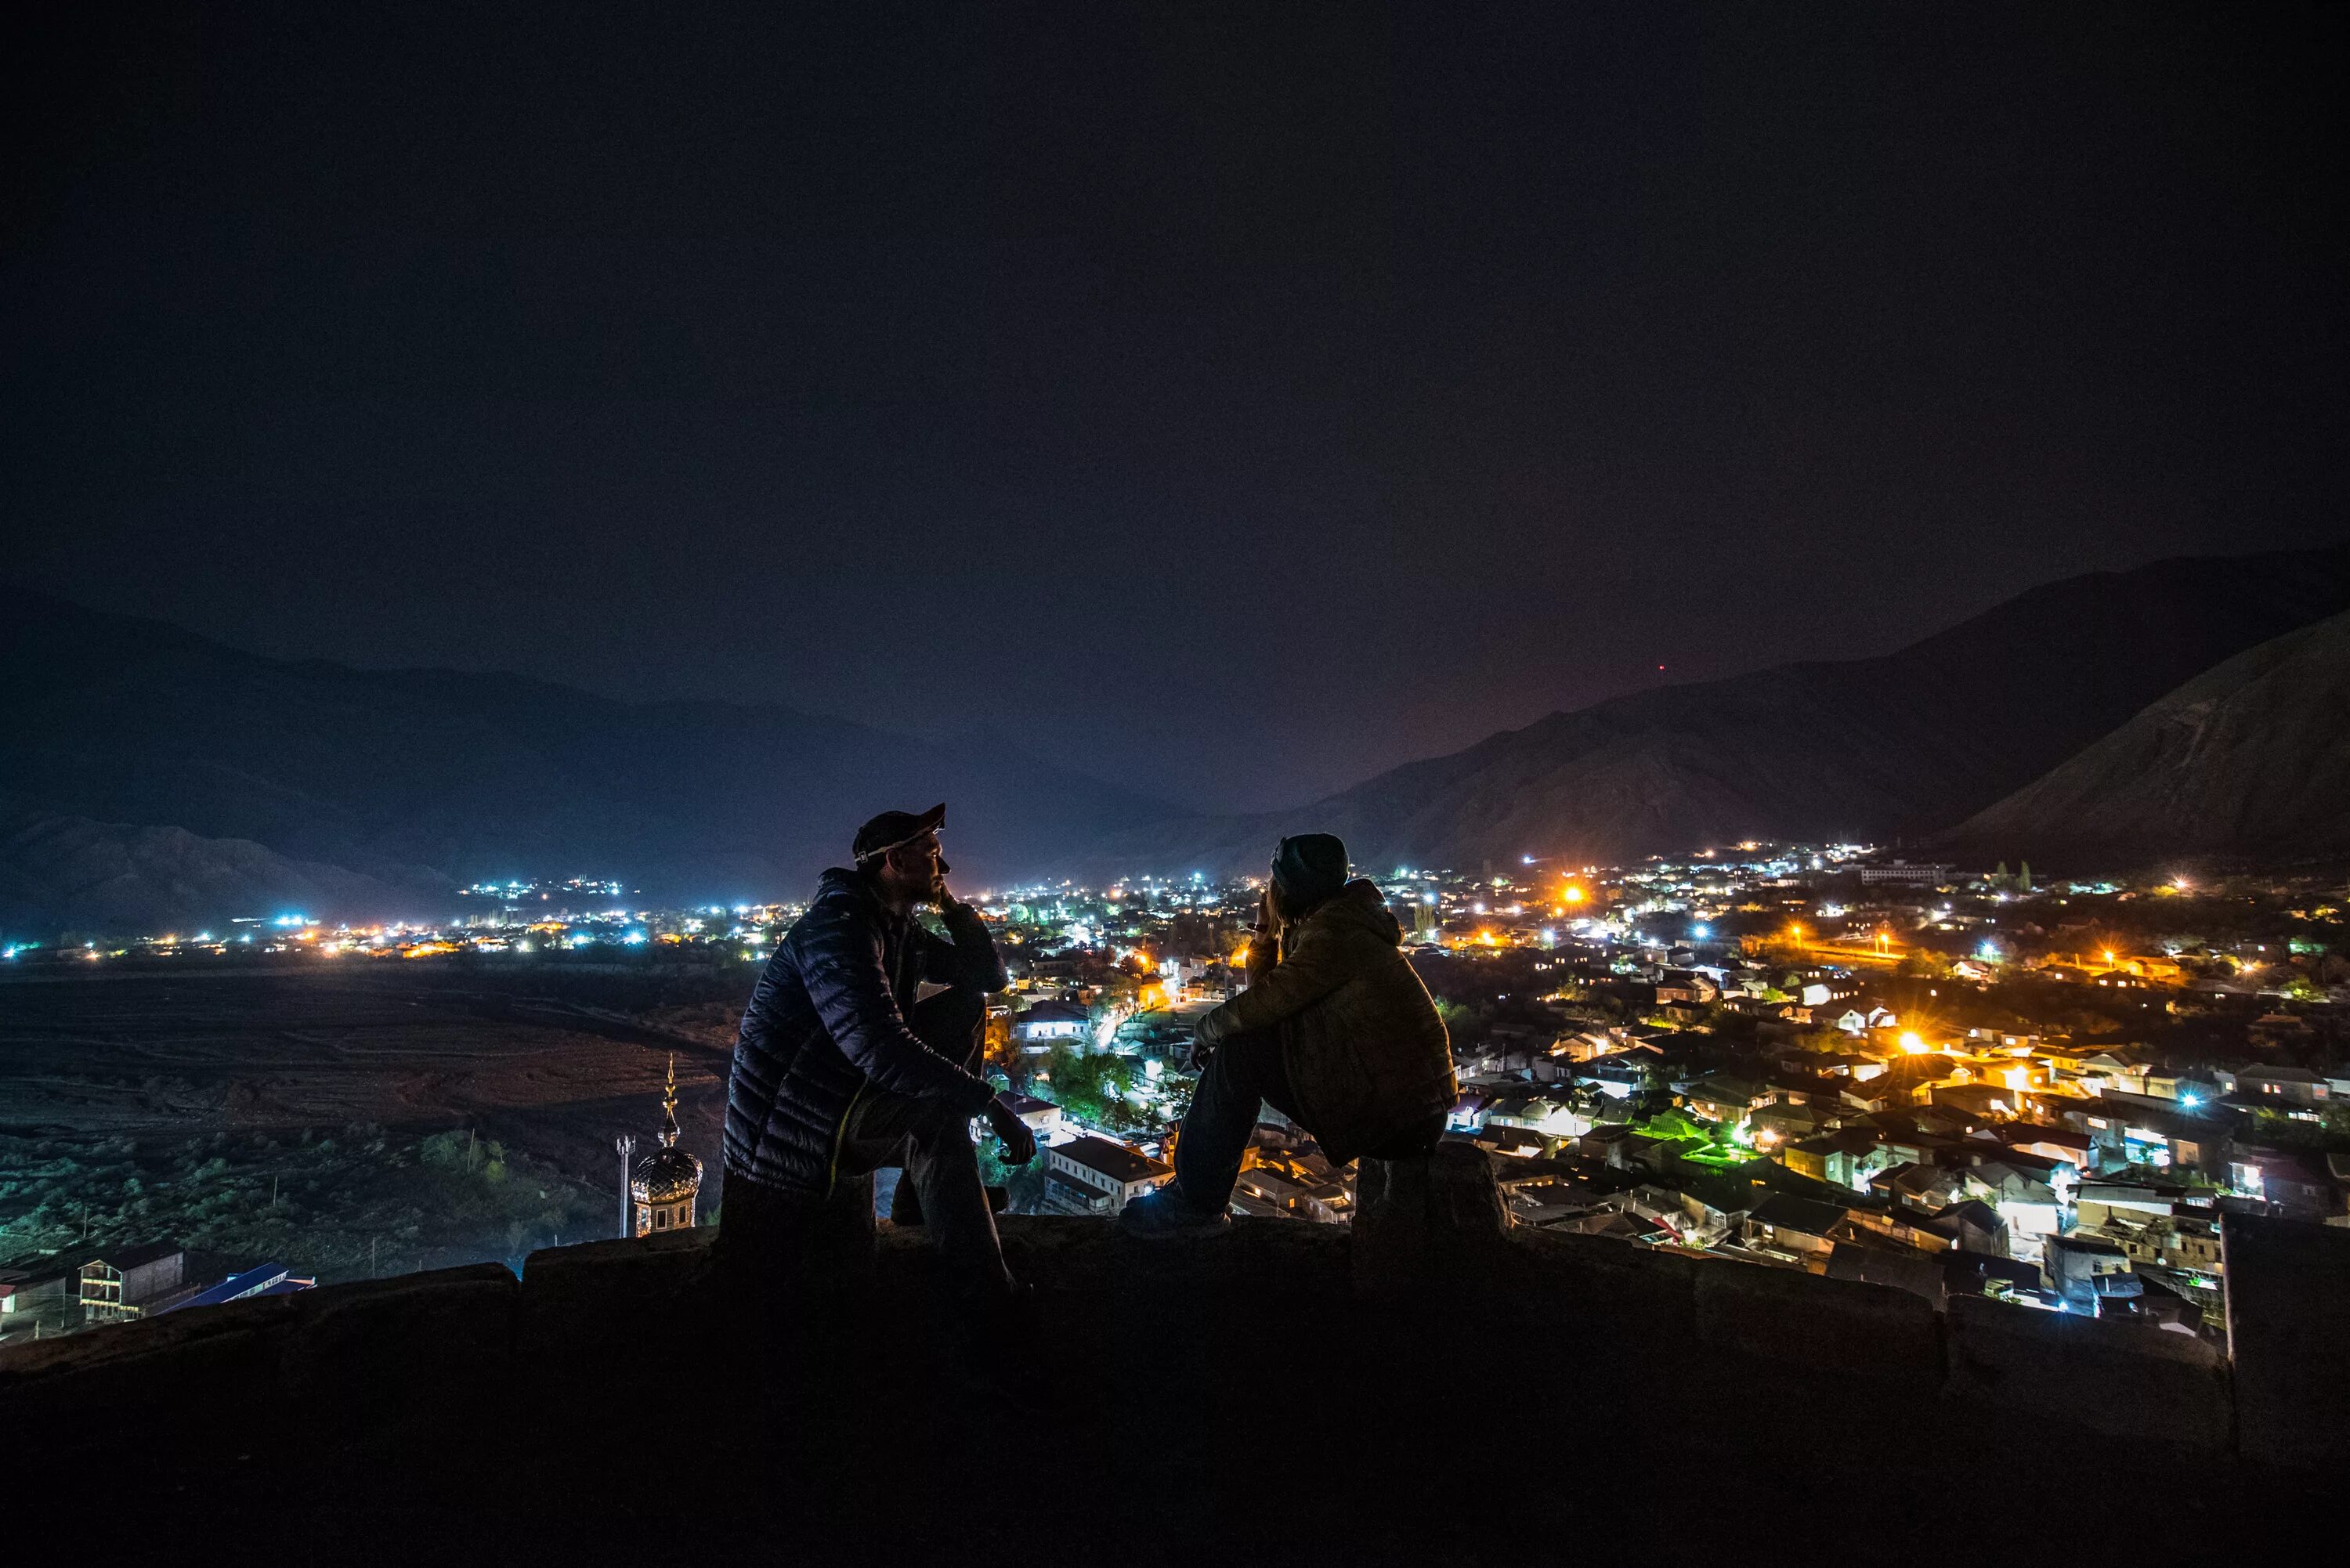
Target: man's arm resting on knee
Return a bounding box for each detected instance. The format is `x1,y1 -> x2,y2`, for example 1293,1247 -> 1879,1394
802,910 -> 995,1111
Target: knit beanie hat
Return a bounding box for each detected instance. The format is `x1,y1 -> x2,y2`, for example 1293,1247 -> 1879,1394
1271,833 -> 1350,912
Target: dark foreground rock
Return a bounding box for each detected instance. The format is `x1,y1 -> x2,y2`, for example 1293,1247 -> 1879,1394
0,1154 -> 2328,1562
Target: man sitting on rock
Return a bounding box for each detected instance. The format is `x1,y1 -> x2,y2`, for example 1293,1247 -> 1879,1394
720,803 -> 1036,1304
1123,833 -> 1455,1238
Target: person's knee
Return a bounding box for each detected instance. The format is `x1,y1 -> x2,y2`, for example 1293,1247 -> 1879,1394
1202,1031 -> 1274,1097
903,1098 -> 978,1156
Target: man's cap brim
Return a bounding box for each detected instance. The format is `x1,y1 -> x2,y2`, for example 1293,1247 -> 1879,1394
854,802 -> 947,862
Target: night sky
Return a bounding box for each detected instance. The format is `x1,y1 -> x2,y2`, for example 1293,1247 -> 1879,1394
5,4 -> 2343,812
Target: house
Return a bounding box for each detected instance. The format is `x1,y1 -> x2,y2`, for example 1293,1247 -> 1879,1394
78,1243 -> 188,1322
1012,999 -> 1092,1050
1998,1123 -> 2093,1172
2234,1065 -> 2330,1107
2074,1205 -> 2224,1279
1744,1193 -> 1849,1264
2059,1097 -> 2226,1176
1503,1177 -> 1611,1226
1959,1158 -> 2066,1259
1655,970 -> 1719,1006
1682,1075 -> 1768,1127
1296,1180 -> 1353,1224
1748,1098 -> 1833,1150
1875,1162 -> 1963,1211
2046,1234 -> 2142,1314
1931,1082 -> 2028,1120
1781,1128 -> 1889,1191
0,1257 -> 90,1338
1041,1136 -> 1173,1216
1235,1167 -> 1314,1212
1485,1094 -> 1594,1141
1930,1198 -> 2009,1257
1806,1051 -> 1888,1083
2223,1147 -> 2341,1219
1447,1092 -> 1495,1133
1474,1125 -> 1556,1160
1000,1092 -> 1066,1142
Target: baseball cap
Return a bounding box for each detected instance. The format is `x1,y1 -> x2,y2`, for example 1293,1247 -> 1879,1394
853,803 -> 947,863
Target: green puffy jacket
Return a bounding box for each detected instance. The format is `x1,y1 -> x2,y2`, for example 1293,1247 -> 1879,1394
1195,878 -> 1457,1164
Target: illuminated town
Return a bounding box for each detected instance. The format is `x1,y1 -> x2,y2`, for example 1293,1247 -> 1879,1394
9,844 -> 2341,1342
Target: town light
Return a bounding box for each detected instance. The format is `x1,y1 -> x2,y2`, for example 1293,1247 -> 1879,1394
1562,885 -> 1585,904
1898,1031 -> 1927,1054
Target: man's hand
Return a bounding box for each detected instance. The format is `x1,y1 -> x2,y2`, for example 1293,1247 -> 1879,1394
985,1097 -> 1038,1165
1188,1009 -> 1226,1071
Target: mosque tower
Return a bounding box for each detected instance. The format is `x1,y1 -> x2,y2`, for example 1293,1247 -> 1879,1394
630,1056 -> 703,1237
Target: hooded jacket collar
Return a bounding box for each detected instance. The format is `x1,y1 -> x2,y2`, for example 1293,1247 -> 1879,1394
1293,877 -> 1401,945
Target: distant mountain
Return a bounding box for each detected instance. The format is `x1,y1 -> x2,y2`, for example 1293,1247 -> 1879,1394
1081,544 -> 2350,877
0,804 -> 454,936
1943,609 -> 2350,862
0,587 -> 1171,927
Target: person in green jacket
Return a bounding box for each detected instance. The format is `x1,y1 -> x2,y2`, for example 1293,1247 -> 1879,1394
1123,833 -> 1456,1238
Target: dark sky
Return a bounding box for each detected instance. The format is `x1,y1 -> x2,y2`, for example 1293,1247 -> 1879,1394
5,3 -> 2344,813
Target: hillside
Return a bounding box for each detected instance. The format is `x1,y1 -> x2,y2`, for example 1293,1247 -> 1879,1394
1946,609 -> 2350,861
1087,544 -> 2350,876
0,586 -> 1169,923
0,805 -> 454,935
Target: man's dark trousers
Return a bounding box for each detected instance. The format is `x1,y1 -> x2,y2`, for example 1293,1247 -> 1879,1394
1172,1025 -> 1445,1215
859,988 -> 1010,1292
722,986 -> 1010,1295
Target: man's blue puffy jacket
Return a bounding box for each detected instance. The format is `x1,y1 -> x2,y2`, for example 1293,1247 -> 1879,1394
723,867 -> 1007,1198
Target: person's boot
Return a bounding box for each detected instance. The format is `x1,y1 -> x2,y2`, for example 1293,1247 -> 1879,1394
1119,1180 -> 1232,1240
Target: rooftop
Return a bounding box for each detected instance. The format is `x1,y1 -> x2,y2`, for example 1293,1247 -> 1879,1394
1048,1134 -> 1171,1183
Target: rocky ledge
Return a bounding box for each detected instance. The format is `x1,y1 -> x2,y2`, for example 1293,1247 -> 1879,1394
2,1147 -> 2336,1560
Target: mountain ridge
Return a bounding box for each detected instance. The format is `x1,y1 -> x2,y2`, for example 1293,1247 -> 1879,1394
1070,543 -> 2350,877
1944,608 -> 2350,861
0,582 -> 1173,925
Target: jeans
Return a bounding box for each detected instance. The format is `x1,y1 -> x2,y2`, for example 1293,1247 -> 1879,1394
1172,1024 -> 1448,1216
1171,1025 -> 1305,1214
838,987 -> 1012,1294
